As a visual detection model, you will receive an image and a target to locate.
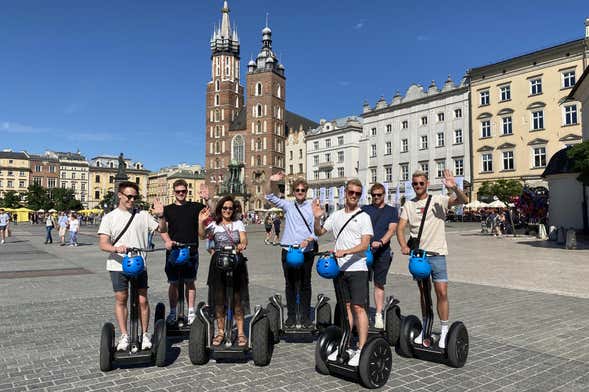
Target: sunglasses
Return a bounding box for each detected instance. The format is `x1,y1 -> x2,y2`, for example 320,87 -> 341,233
294,188 -> 307,193
412,182 -> 426,186
174,189 -> 187,194
122,193 -> 138,200
222,206 -> 234,211
371,193 -> 384,197
347,190 -> 362,197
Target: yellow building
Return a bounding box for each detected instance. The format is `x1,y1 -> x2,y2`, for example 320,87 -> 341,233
147,164 -> 205,205
0,150 -> 30,199
469,24 -> 588,200
284,126 -> 308,199
88,156 -> 150,209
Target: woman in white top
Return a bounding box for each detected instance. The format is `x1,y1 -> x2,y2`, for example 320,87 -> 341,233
45,214 -> 55,244
198,196 -> 250,347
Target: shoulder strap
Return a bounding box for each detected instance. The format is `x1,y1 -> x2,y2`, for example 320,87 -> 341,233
335,210 -> 364,243
112,209 -> 137,246
294,201 -> 313,235
415,195 -> 432,248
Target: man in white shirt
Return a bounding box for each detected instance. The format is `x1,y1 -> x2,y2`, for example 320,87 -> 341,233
0,208 -> 10,244
98,181 -> 162,351
313,179 -> 373,367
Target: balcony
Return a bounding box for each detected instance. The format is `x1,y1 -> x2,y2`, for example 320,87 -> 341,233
317,161 -> 334,170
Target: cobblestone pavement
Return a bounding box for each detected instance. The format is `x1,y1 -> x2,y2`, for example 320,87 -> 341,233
0,223 -> 587,391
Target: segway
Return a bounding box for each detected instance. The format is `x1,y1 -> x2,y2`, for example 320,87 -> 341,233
333,247 -> 402,346
266,245 -> 332,343
165,242 -> 198,338
315,252 -> 393,389
188,245 -> 273,366
397,249 -> 469,368
99,247 -> 168,371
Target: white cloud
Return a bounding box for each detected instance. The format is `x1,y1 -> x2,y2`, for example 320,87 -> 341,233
1,121 -> 48,134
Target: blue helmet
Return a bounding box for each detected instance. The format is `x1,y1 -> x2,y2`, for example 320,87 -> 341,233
169,247 -> 190,265
285,246 -> 305,268
316,254 -> 340,279
122,254 -> 145,277
365,248 -> 374,268
408,251 -> 431,280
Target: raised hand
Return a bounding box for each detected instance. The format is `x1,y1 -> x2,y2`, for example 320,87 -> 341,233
312,199 -> 324,218
153,198 -> 164,217
269,171 -> 285,182
198,183 -> 210,200
442,169 -> 456,189
199,207 -> 210,223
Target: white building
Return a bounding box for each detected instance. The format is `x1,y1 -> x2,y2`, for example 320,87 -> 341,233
51,151 -> 90,208
306,117 -> 363,206
284,127 -> 307,198
360,76 -> 471,201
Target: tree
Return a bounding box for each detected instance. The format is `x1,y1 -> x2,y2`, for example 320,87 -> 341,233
0,190 -> 21,208
49,188 -> 82,211
99,191 -> 115,211
479,179 -> 523,236
25,184 -> 52,211
567,140 -> 589,185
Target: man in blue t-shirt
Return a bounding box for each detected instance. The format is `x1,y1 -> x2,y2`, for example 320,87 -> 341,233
361,183 -> 399,329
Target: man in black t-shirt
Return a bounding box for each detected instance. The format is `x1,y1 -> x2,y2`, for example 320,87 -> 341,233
157,179 -> 207,325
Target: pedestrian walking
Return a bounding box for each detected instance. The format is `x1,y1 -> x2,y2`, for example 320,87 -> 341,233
0,208 -> 10,245
45,214 -> 56,244
68,213 -> 80,246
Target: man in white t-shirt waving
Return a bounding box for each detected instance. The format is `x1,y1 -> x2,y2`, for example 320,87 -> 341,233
396,169 -> 468,348
313,178 -> 373,367
98,181 -> 161,352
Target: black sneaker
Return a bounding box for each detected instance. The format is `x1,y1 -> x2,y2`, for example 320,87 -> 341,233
301,319 -> 314,329
284,318 -> 296,328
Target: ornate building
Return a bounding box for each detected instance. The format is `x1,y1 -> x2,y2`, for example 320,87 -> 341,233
205,1 -> 316,210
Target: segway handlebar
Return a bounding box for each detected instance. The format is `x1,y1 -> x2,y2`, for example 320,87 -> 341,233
172,242 -> 199,248
126,247 -> 167,253
314,250 -> 335,258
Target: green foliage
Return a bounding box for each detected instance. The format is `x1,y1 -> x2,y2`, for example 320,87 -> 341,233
567,141 -> 589,185
478,179 -> 523,204
49,188 -> 82,211
99,191 -> 115,211
0,190 -> 22,208
25,184 -> 53,210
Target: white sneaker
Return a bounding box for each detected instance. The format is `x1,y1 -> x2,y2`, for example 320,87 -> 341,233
141,333 -> 152,350
439,332 -> 447,349
347,349 -> 361,367
374,313 -> 384,329
116,334 -> 129,351
414,333 -> 423,345
1,240 -> 5,244
327,348 -> 356,362
166,312 -> 177,325
187,311 -> 196,325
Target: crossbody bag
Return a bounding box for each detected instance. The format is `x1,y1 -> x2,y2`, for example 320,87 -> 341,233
407,195 -> 432,251
294,201 -> 318,253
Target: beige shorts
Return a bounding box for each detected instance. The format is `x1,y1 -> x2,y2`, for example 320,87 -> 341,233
59,227 -> 66,237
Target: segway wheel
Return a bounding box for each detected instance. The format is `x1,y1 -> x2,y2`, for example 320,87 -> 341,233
385,305 -> 401,346
446,321 -> 469,368
188,316 -> 209,365
314,325 -> 342,375
251,317 -> 272,366
99,322 -> 115,372
397,315 -> 421,358
154,302 -> 165,323
359,336 -> 392,389
265,303 -> 281,344
153,319 -> 167,367
315,302 -> 332,332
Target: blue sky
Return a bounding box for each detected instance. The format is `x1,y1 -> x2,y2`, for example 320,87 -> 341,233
1,0 -> 587,171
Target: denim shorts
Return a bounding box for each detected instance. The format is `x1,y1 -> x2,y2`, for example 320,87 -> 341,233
428,255 -> 448,282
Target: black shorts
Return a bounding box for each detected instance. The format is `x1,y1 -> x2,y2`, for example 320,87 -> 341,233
335,271 -> 369,306
265,225 -> 272,233
110,270 -> 148,292
371,249 -> 393,286
165,253 -> 199,283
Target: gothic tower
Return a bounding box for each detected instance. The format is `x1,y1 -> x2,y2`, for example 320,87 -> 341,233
205,1 -> 245,193
244,24 -> 286,209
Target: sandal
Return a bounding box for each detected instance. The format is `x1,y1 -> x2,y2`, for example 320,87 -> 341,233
237,334 -> 247,347
212,331 -> 224,346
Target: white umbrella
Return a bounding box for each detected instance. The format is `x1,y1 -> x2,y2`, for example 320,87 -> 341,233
465,200 -> 489,209
48,209 -> 57,213
488,200 -> 507,208
37,209 -> 45,213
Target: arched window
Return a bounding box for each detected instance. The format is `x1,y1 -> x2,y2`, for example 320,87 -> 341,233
215,141 -> 220,154
135,163 -> 140,169
232,135 -> 244,163
235,97 -> 239,108
256,137 -> 262,151
256,121 -> 261,133
96,161 -> 100,167
256,104 -> 263,117
215,126 -> 220,137
256,82 -> 263,96
214,109 -> 220,122
215,94 -> 220,106
215,79 -> 220,91
215,158 -> 220,169
256,199 -> 262,209
277,84 -> 281,98
257,155 -> 262,166
109,162 -> 114,168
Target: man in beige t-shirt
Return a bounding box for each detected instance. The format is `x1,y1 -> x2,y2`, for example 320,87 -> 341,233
396,169 -> 468,348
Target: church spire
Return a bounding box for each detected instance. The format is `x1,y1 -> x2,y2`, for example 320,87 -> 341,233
210,0 -> 240,56
220,1 -> 230,38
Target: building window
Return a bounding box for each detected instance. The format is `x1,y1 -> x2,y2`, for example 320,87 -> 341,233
480,90 -> 490,105
19,180 -> 25,188
500,85 -> 511,101
256,121 -> 261,133
502,116 -> 513,135
533,147 -> 547,168
421,116 -> 428,125
562,70 -> 576,88
454,129 -> 463,144
370,144 -> 377,158
502,151 -> 514,170
256,104 -> 262,117
385,141 -> 392,155
215,94 -> 220,106
299,163 -> 303,173
385,166 -> 392,182
289,164 -> 293,174
49,166 -> 55,173
109,176 -> 114,184
326,170 -> 332,179
313,170 -> 319,180
401,139 -> 408,152
19,171 -> 25,177
338,167 -> 345,177
337,151 -> 344,162
7,180 -> 13,188
420,135 -> 428,150
436,161 -> 445,178
325,153 -> 331,162
338,136 -> 344,145
482,154 -> 493,172
33,177 -> 41,185
436,132 -> 445,147
386,124 -> 392,133
437,113 -> 444,122
313,155 -> 319,166
402,120 -> 408,129
371,127 -> 377,136
232,135 -> 245,163
48,178 -> 56,188
481,120 -> 491,138
564,105 -> 578,125
314,141 -> 319,150
81,173 -> 85,180
215,79 -> 220,91
532,110 -> 544,130
370,168 -> 377,183
530,78 -> 542,95
454,159 -> 464,176
289,151 -> 293,160
95,175 -> 100,183
420,162 -> 429,178
256,82 -> 262,96
325,139 -> 331,148
35,165 -> 41,172
214,109 -> 220,122
454,108 -> 462,118
299,149 -> 303,158
400,164 -> 409,181
71,172 -> 76,179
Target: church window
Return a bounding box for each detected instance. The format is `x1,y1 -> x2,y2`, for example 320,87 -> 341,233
215,94 -> 220,106
277,84 -> 281,98
215,80 -> 220,91
215,109 -> 220,122
232,135 -> 244,163
256,121 -> 262,133
257,104 -> 263,117
256,82 -> 263,96
235,97 -> 239,108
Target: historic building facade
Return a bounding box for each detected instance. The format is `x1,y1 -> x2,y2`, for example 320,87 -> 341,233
29,153 -> 59,190
360,76 -> 471,201
204,1 -> 316,210
0,150 -> 30,199
147,164 -> 205,205
469,22 -> 588,199
284,126 -> 307,198
50,151 -> 90,207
